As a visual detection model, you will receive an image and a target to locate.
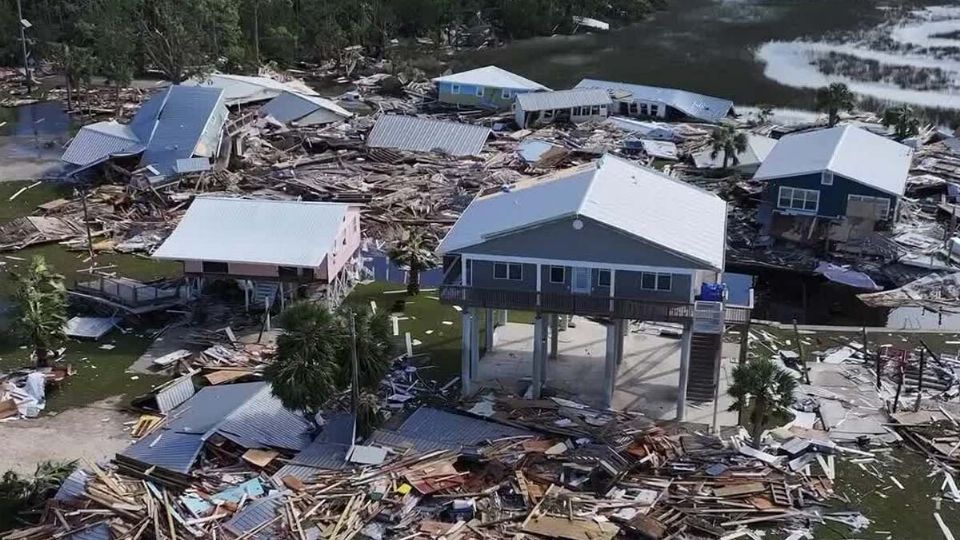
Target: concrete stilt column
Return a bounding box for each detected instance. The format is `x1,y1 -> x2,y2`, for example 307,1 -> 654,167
540,316 -> 549,385
603,320 -> 619,408
501,310 -> 509,326
549,314 -> 559,359
676,323 -> 693,421
615,319 -> 625,367
461,310 -> 473,397
484,308 -> 495,350
532,315 -> 546,399
469,311 -> 480,381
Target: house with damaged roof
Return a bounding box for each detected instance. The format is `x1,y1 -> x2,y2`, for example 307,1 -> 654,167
61,85 -> 228,186
437,154 -> 751,418
432,65 -> 550,110
575,79 -> 734,123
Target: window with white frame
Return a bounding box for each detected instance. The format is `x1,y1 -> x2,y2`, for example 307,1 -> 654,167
501,88 -> 512,99
572,106 -> 582,116
590,105 -> 600,115
822,171 -> 834,186
451,84 -> 461,95
597,269 -> 611,287
476,86 -> 484,97
494,262 -> 523,281
549,266 -> 565,283
848,194 -> 891,220
777,186 -> 819,213
650,104 -> 659,115
640,272 -> 672,291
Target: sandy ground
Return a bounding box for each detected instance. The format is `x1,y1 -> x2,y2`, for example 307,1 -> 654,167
0,397 -> 135,474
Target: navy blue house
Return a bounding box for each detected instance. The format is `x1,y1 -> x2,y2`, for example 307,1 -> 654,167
755,125 -> 912,236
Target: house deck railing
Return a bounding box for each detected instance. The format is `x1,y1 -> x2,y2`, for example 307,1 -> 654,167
439,285 -> 751,325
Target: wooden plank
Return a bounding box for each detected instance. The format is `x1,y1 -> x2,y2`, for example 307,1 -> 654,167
522,515 -> 619,540
713,482 -> 766,497
242,449 -> 280,468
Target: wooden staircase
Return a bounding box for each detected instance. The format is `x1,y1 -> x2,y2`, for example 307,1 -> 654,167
686,333 -> 722,403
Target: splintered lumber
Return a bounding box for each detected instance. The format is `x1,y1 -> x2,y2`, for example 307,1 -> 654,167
713,482 -> 767,498
522,515 -> 619,540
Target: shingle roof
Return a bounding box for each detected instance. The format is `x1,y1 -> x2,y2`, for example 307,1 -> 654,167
152,197 -> 351,267
575,79 -> 734,122
438,154 -> 728,270
753,125 -> 912,196
432,66 -> 550,91
515,88 -> 611,112
61,121 -> 143,166
261,91 -> 352,126
366,115 -> 491,157
184,72 -> 318,105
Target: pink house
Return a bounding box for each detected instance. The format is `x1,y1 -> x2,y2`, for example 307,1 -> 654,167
152,197 -> 362,308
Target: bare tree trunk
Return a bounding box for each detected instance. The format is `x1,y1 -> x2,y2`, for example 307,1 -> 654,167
115,82 -> 122,117
750,399 -> 765,448
35,346 -> 49,369
407,263 -> 421,296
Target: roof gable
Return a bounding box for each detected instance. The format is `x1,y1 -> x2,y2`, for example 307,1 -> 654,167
516,88 -> 611,112
262,91 -> 352,124
439,154 -> 727,270
432,66 -> 550,91
754,125 -> 912,196
138,86 -> 227,177
152,197 -> 352,267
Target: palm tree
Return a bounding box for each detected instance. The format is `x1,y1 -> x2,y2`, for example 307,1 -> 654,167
882,105 -> 921,140
11,256 -> 68,368
709,124 -> 749,169
727,358 -> 798,448
387,228 -> 439,296
815,83 -> 855,127
265,302 -> 395,428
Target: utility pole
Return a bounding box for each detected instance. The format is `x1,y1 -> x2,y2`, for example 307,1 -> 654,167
16,0 -> 32,93
80,183 -> 95,262
349,312 -> 359,415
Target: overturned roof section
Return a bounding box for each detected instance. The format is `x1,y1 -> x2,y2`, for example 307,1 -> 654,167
261,91 -> 352,126
367,115 -> 491,157
119,382 -> 311,475
152,197 -> 351,267
273,412 -> 356,481
137,86 -> 227,178
438,154 -> 727,270
515,88 -> 611,112
753,125 -> 912,197
432,65 -> 550,91
184,72 -> 318,106
61,122 -> 143,167
575,79 -> 734,123
692,134 -> 777,170
367,407 -> 531,453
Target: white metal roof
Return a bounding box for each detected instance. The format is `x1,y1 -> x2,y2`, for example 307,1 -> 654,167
431,66 -> 550,91
61,121 -> 142,166
515,88 -> 611,112
261,91 -> 352,125
575,79 -> 734,123
438,154 -> 727,270
366,115 -> 491,156
184,72 -> 318,106
753,125 -> 912,196
152,197 -> 351,267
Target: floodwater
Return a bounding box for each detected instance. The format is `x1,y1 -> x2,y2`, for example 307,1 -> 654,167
456,0 -> 960,114
0,101 -> 72,181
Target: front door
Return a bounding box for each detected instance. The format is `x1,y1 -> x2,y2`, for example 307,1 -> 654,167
571,267 -> 592,294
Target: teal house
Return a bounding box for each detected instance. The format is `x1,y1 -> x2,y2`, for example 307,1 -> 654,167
432,66 -> 550,110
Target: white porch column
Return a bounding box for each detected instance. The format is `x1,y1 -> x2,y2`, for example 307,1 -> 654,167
532,315 -> 546,399
484,308 -> 495,350
676,323 -> 693,421
469,310 -> 480,380
461,309 -> 473,397
535,263 -> 542,307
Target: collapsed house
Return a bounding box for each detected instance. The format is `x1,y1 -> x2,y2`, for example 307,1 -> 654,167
692,132 -> 777,173
514,88 -> 611,128
366,114 -> 492,157
61,85 -> 229,185
260,90 -> 353,126
183,71 -> 319,106
151,197 -> 362,308
437,154 -> 751,415
431,65 -> 550,110
755,125 -> 912,246
576,78 -> 735,123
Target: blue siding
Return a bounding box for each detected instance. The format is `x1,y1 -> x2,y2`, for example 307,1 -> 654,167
762,172 -> 897,220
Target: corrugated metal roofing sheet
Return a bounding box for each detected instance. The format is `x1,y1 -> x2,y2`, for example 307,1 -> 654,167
317,412 -> 356,444
165,382 -> 266,434
575,79 -> 734,122
367,407 -> 531,453
61,121 -> 143,166
152,197 -> 351,267
366,115 -> 491,157
185,72 -> 318,105
438,154 -> 727,270
174,157 -> 212,174
515,89 -> 611,112
753,124 -> 911,196
53,468 -> 89,505
271,412 -> 355,481
217,385 -> 313,451
139,86 -> 227,177
66,523 -> 112,540
432,66 -> 550,91
261,91 -> 352,125
120,431 -> 204,474
155,374 -> 196,414
223,492 -> 287,537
